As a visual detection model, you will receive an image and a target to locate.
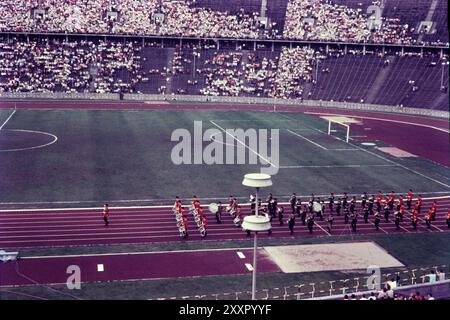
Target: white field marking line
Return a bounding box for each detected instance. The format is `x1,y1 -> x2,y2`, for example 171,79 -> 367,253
22,246 -> 254,260
210,131 -> 246,149
0,108 -> 16,130
279,164 -> 398,169
0,195 -> 449,213
287,128 -> 357,151
1,192 -> 449,207
286,129 -> 327,150
0,129 -> 58,152
305,122 -> 450,189
237,251 -> 246,259
245,263 -> 254,271
348,141 -> 450,188
209,119 -> 295,122
314,221 -> 332,236
210,120 -> 277,169
304,112 -> 450,134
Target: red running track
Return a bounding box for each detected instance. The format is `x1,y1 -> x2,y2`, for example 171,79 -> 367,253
0,248 -> 280,286
0,198 -> 449,249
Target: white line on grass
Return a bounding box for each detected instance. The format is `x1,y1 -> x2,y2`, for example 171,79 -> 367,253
210,120 -> 277,169
279,164 -> 398,169
0,109 -> 16,130
281,113 -> 450,189
304,112 -> 450,134
0,195 -> 448,212
286,129 -> 327,150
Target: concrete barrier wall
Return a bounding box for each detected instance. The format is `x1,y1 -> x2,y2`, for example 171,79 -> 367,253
0,92 -> 447,119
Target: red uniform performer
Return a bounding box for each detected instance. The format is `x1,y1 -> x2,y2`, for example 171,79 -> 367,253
406,190 -> 413,210
430,202 -> 437,220
446,209 -> 450,228
411,209 -> 418,229
103,204 -> 110,226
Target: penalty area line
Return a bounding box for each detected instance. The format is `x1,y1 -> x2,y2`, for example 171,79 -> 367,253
0,109 -> 16,130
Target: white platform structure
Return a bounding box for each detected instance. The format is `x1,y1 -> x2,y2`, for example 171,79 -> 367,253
0,250 -> 19,262
241,173 -> 272,300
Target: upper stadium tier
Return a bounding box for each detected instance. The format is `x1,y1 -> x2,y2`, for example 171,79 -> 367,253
0,0 -> 448,46
1,37 -> 448,110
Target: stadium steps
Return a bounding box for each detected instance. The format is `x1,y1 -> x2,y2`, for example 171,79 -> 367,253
365,56 -> 396,104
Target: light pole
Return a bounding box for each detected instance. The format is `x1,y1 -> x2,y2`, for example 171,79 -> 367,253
441,59 -> 448,90
241,173 -> 272,300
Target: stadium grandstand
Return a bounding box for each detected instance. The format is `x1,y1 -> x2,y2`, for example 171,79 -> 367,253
0,0 -> 449,307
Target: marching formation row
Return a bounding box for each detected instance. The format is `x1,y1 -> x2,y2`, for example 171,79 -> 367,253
171,191 -> 450,238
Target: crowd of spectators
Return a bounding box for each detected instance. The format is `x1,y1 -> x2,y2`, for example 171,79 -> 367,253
344,269 -> 446,300
270,47 -> 315,99
0,0 -> 446,46
0,0 -> 262,38
1,37 -> 447,109
283,0 -> 413,44
0,37 -> 141,93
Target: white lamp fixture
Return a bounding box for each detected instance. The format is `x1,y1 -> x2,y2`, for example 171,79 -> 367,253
241,173 -> 272,300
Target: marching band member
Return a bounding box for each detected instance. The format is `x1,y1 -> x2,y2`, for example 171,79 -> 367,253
361,192 -> 368,209
335,198 -> 342,216
394,209 -> 401,230
425,209 -> 433,229
430,201 -> 437,221
406,189 -> 413,210
278,206 -> 284,226
376,191 -> 383,211
399,205 -> 405,222
411,208 -> 419,230
216,201 -> 222,223
307,213 -> 315,233
327,213 -> 334,233
102,203 -> 110,226
368,194 -> 375,212
363,206 -> 370,223
416,195 -> 423,213
328,192 -> 335,213
342,192 -> 348,209
374,210 -> 381,230
289,193 -> 297,213
446,209 -> 450,228
350,211 -> 358,232
389,191 -> 395,210
397,194 -> 404,211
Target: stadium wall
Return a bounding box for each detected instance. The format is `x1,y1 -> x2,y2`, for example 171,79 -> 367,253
0,92 -> 447,119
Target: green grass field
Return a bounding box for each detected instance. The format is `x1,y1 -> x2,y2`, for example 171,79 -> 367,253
0,108 -> 448,208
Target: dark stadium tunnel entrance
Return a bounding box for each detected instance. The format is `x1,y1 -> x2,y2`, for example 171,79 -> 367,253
0,129 -> 58,152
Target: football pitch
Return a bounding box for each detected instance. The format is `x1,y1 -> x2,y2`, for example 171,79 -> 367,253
0,107 -> 448,208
